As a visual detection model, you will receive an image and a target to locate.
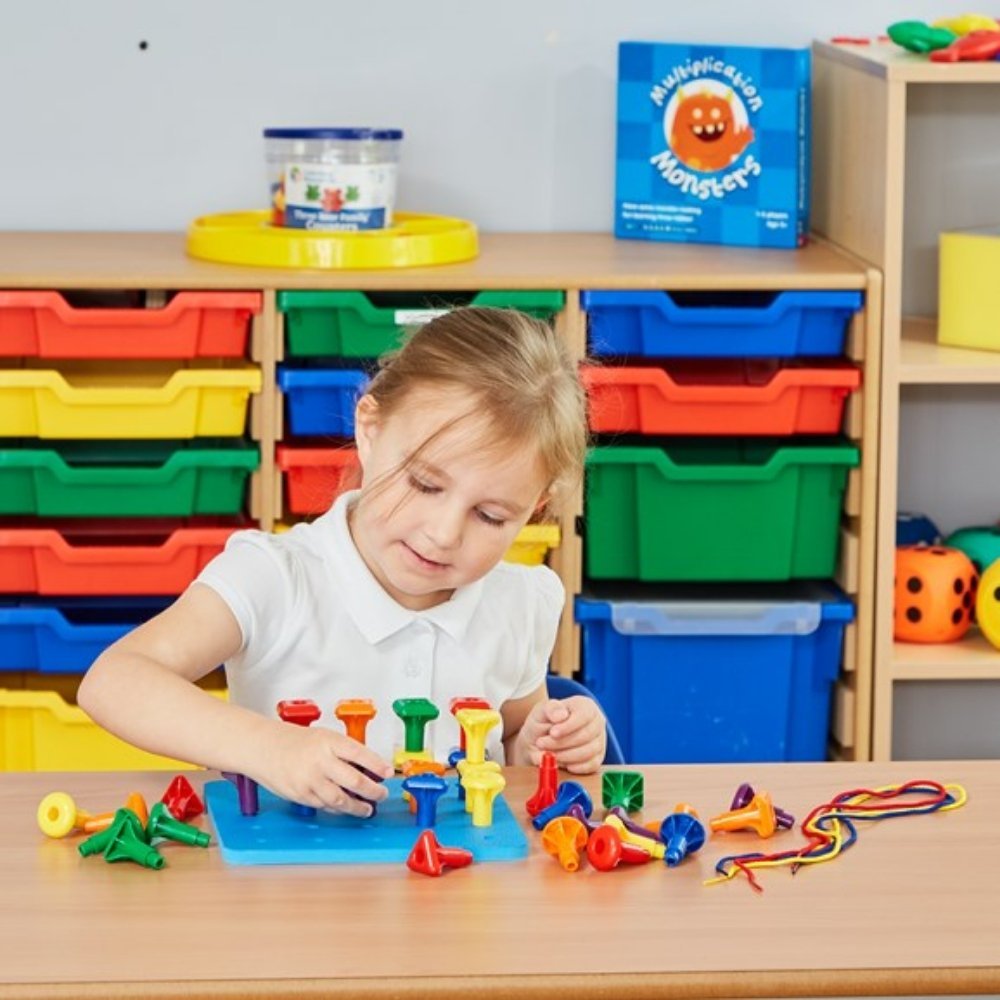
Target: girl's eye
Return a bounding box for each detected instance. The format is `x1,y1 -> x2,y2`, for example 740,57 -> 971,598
408,475 -> 439,495
476,509 -> 506,529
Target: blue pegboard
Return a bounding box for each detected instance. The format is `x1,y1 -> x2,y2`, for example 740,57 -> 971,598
204,777 -> 530,865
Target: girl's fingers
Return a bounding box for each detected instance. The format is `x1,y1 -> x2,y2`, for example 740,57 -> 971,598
548,738 -> 605,766
332,736 -> 395,781
537,715 -> 605,752
546,699 -> 602,740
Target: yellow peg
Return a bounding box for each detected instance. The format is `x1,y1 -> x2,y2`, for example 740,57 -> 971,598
457,760 -> 502,812
462,768 -> 506,827
453,707 -> 501,765
37,791 -> 93,839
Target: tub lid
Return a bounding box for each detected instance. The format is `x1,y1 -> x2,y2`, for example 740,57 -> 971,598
263,128 -> 403,140
575,582 -> 854,637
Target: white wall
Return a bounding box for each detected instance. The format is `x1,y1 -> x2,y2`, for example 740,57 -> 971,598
0,0 -> 985,231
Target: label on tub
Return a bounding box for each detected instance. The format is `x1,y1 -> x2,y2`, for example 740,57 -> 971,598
282,162 -> 397,231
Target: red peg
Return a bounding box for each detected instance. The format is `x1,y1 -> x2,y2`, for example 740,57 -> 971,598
449,697 -> 491,751
277,699 -> 322,726
586,825 -> 651,871
525,751 -> 558,817
406,829 -> 474,877
160,774 -> 204,821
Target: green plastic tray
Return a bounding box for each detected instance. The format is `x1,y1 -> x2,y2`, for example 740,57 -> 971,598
585,439 -> 859,581
0,439 -> 259,517
278,290 -> 565,358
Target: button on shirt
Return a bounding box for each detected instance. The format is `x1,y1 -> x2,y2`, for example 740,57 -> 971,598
195,491 -> 564,763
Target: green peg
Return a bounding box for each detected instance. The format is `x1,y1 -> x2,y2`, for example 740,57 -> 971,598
103,822 -> 165,870
147,801 -> 211,847
887,20 -> 956,53
392,698 -> 440,753
602,771 -> 645,812
78,807 -> 146,858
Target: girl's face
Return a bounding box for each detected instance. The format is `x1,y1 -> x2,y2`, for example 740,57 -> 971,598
350,384 -> 550,611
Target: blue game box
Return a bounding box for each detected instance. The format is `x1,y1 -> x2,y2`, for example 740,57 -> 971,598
615,42 -> 810,249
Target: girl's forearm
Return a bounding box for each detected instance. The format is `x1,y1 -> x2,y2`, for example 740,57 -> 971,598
78,651 -> 275,778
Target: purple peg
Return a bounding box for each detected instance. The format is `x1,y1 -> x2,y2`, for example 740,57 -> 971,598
606,805 -> 663,845
222,771 -> 259,817
730,782 -> 795,830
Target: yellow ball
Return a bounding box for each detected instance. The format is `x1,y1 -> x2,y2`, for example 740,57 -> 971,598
975,559 -> 1000,651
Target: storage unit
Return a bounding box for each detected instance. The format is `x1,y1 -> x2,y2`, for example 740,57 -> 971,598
813,41 -> 1000,759
276,445 -> 359,515
581,290 -> 862,358
276,367 -> 366,437
279,289 -> 565,357
0,231 -> 877,765
0,440 -> 259,517
585,440 -> 859,580
576,584 -> 855,763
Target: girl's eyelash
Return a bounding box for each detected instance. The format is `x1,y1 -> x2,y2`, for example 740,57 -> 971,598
408,473 -> 506,528
408,474 -> 439,494
477,510 -> 506,529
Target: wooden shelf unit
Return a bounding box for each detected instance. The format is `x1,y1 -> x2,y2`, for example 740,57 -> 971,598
813,40 -> 1000,760
0,231 -> 877,756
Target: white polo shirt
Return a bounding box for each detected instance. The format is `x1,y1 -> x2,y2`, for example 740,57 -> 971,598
195,491 -> 563,763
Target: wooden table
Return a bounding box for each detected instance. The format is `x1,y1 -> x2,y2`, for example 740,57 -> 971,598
1,762 -> 997,999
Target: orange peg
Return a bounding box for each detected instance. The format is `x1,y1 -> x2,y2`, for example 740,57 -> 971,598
334,699 -> 377,743
709,791 -> 777,838
401,760 -> 448,813
541,816 -> 588,872
124,792 -> 149,828
82,790 -> 150,835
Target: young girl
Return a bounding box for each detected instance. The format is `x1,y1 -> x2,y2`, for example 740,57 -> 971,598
78,306 -> 606,817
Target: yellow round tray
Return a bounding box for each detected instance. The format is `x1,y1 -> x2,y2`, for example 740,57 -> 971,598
186,210 -> 478,270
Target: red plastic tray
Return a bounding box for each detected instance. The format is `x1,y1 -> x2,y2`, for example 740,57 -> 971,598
581,361 -> 861,435
0,519 -> 241,595
276,446 -> 360,515
0,291 -> 261,359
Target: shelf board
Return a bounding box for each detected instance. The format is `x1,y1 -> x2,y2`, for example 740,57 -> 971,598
899,316 -> 1000,384
814,39 -> 1000,84
892,631 -> 1000,680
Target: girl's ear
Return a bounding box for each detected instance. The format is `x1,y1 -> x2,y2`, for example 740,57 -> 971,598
354,394 -> 381,467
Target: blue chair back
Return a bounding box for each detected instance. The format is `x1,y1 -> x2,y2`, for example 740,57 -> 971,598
545,674 -> 626,765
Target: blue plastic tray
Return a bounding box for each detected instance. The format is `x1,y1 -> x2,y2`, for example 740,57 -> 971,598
205,776 -> 530,865
581,290 -> 863,358
277,367 -> 368,437
0,596 -> 171,673
576,582 -> 855,764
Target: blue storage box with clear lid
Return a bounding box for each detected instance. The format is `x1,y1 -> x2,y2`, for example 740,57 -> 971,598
575,582 -> 854,763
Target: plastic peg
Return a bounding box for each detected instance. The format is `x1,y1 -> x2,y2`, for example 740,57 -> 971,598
603,814 -> 666,860
448,696 -> 491,751
147,801 -> 211,847
78,808 -> 147,858
566,802 -> 601,835
37,791 -> 93,839
102,815 -> 165,870
401,773 -> 449,827
277,698 -> 322,817
659,804 -> 706,867
334,698 -> 377,744
601,771 -> 645,812
406,829 -> 474,877
452,707 -> 501,766
221,771 -> 259,817
541,816 -> 588,872
161,774 -> 204,821
710,791 -> 777,838
532,781 -> 593,831
457,759 -> 500,808
124,792 -> 149,828
401,760 -> 446,813
462,768 -> 506,827
392,697 -> 440,753
586,824 -> 651,871
730,782 -> 795,830
887,20 -> 956,52
525,750 -> 558,817
606,806 -> 664,846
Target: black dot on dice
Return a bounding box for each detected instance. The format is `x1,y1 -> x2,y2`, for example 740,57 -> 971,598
963,592 -> 972,609
953,578 -> 965,594
952,609 -> 962,625
906,607 -> 922,623
906,577 -> 922,594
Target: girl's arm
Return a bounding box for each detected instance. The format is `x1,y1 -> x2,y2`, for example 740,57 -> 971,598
77,584 -> 393,814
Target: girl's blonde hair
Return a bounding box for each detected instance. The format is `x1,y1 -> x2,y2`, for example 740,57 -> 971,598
364,306 -> 588,518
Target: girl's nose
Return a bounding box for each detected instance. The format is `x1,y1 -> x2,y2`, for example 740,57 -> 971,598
424,505 -> 463,551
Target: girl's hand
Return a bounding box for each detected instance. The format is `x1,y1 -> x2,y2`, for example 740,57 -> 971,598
254,721 -> 395,817
516,696 -> 607,774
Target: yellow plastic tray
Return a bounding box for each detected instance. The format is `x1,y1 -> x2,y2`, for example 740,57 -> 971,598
0,689 -> 211,771
186,210 -> 479,270
504,524 -> 561,566
939,229 -> 1000,352
0,361 -> 261,438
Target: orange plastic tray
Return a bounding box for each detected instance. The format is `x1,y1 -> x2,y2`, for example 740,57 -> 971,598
581,361 -> 861,435
0,520 -> 240,595
0,291 -> 261,359
276,446 -> 359,515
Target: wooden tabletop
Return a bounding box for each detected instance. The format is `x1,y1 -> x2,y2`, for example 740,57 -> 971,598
0,761 -> 996,1000
0,231 -> 868,290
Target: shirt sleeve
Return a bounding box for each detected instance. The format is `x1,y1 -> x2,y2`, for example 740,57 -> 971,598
192,529 -> 298,668
510,564 -> 566,699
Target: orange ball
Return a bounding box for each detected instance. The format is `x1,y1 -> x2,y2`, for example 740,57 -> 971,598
894,546 -> 978,643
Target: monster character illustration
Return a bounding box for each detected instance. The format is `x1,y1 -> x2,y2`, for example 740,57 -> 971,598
669,87 -> 754,173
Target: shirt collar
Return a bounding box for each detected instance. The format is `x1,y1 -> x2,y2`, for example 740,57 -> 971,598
321,490 -> 484,645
